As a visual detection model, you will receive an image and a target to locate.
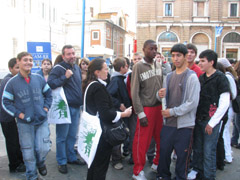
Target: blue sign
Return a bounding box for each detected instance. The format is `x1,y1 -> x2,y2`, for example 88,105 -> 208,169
27,42 -> 52,72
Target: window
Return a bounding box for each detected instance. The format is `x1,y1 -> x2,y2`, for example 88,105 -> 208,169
197,2 -> 204,16
193,1 -> 209,17
158,32 -> 178,42
229,3 -> 238,17
164,3 -> 173,17
92,31 -> 99,40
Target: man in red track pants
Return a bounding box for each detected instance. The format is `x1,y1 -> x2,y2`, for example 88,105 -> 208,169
131,40 -> 163,180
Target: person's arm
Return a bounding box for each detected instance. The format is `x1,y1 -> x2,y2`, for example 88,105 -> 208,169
207,92 -> 230,128
42,80 -> 52,111
131,65 -> 145,119
226,74 -> 237,100
93,85 -> 131,123
47,66 -> 68,89
2,81 -> 21,118
162,62 -> 172,76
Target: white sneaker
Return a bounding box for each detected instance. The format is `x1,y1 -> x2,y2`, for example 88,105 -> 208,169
132,170 -> 147,180
187,170 -> 198,180
151,163 -> 158,173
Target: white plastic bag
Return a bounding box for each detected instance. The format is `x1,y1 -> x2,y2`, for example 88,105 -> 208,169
77,81 -> 102,168
47,87 -> 71,124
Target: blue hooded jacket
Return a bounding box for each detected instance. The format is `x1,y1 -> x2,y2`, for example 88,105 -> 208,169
2,72 -> 52,125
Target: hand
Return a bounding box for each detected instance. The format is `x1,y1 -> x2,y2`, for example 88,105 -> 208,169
161,109 -> 171,118
120,104 -> 126,112
19,113 -> 25,119
158,88 -> 166,98
139,117 -> 148,127
122,106 -> 132,118
65,69 -> 73,79
205,124 -> 213,135
43,107 -> 48,112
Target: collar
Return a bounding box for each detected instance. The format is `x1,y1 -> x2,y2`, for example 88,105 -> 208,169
18,71 -> 31,78
98,78 -> 107,86
141,58 -> 155,66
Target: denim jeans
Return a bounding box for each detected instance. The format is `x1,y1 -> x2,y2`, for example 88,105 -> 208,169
192,120 -> 220,180
56,106 -> 80,165
231,113 -> 240,145
17,120 -> 51,180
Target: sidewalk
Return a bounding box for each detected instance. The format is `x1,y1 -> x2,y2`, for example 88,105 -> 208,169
1,124 -> 240,180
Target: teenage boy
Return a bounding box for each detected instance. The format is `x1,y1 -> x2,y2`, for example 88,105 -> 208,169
0,58 -> 25,173
156,44 -> 200,180
2,52 -> 52,180
188,49 -> 230,180
186,43 -> 203,77
107,57 -> 131,170
131,40 -> 163,180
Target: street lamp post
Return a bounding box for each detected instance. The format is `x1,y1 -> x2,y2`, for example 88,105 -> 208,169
81,0 -> 86,58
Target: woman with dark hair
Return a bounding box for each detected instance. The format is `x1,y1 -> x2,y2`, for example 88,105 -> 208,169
79,57 -> 90,80
82,58 -> 132,180
37,59 -> 52,81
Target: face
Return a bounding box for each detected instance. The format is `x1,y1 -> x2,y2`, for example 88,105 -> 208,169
96,62 -> 108,80
42,60 -> 52,72
132,54 -> 142,65
198,57 -> 213,72
186,49 -> 197,63
171,52 -> 186,69
143,43 -> 157,60
17,55 -> 33,73
155,54 -> 161,62
9,64 -> 19,76
62,48 -> 76,65
80,61 -> 88,71
121,62 -> 129,74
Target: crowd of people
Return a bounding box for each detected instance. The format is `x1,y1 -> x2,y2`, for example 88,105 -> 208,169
0,41 -> 240,180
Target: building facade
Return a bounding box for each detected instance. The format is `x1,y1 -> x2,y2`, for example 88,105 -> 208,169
0,0 -> 135,75
136,0 -> 240,61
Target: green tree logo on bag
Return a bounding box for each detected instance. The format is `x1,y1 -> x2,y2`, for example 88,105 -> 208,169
54,99 -> 68,119
84,130 -> 97,157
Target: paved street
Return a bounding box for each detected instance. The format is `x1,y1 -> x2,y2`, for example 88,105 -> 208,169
1,124 -> 240,180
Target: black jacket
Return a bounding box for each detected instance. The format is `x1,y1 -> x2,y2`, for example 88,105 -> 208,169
197,70 -> 230,120
0,74 -> 15,122
85,81 -> 118,128
107,73 -> 131,110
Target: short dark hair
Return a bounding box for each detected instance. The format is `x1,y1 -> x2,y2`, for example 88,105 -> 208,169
143,40 -> 156,48
17,52 -> 32,61
62,45 -> 74,55
199,49 -> 218,68
156,52 -> 161,56
171,43 -> 188,56
113,57 -> 126,72
124,57 -> 130,67
8,58 -> 17,68
42,58 -> 52,66
186,43 -> 198,54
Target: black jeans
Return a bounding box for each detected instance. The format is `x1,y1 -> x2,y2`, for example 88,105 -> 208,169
1,120 -> 24,170
87,135 -> 113,180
